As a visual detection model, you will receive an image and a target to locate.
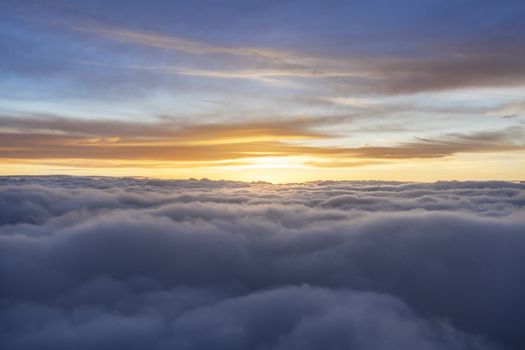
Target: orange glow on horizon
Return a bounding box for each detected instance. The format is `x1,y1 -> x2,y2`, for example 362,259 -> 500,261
1,151 -> 524,183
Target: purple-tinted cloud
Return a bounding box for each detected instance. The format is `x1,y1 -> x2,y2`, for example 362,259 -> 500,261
1,177 -> 524,349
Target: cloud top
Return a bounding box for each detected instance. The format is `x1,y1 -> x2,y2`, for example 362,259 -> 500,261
1,177 -> 524,349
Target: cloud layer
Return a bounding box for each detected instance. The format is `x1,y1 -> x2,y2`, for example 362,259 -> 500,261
1,114 -> 523,166
1,176 -> 524,349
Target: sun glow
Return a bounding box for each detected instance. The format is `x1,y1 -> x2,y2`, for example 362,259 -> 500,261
1,150 -> 524,184
232,156 -> 310,169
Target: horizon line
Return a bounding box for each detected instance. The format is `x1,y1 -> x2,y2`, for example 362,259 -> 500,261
1,174 -> 523,186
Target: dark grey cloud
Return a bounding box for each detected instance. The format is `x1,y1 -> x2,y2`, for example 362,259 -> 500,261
348,52 -> 525,94
1,177 -> 524,349
0,285 -> 495,350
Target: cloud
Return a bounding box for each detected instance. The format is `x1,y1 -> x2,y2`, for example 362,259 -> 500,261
130,53 -> 525,94
0,285 -> 496,350
360,53 -> 525,94
71,23 -> 525,93
351,126 -> 525,159
0,114 -> 334,140
1,115 -> 523,167
72,25 -> 302,64
1,177 -> 524,349
3,1 -> 525,99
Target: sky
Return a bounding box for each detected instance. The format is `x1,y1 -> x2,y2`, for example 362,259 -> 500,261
1,0 -> 525,182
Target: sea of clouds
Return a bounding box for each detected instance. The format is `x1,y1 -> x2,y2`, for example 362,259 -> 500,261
1,176 -> 524,350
